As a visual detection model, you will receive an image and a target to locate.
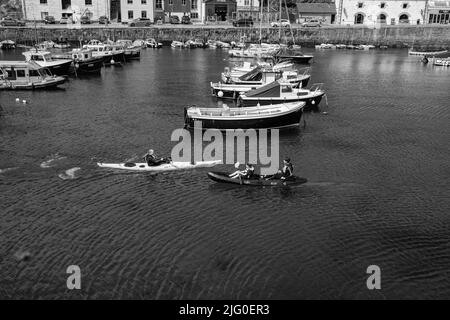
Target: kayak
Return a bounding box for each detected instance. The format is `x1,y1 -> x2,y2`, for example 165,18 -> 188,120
97,160 -> 221,172
207,171 -> 307,186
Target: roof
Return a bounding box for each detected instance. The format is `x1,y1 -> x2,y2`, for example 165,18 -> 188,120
244,81 -> 281,98
297,3 -> 337,14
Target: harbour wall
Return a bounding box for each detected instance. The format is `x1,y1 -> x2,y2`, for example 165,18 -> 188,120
1,26 -> 450,49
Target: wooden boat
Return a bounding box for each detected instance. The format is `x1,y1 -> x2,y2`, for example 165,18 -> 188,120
22,49 -> 73,76
408,49 -> 448,56
212,68 -> 311,100
0,61 -> 66,90
184,101 -> 306,130
238,81 -> 325,110
207,171 -> 307,187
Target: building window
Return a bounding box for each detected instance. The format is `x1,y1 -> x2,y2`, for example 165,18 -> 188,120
399,14 -> 409,23
244,0 -> 249,5
141,0 -> 146,4
357,2 -> 363,8
127,0 -> 133,4
61,0 -> 71,10
85,0 -> 92,5
191,12 -> 198,19
155,0 -> 162,9
378,13 -> 386,23
169,0 -> 173,5
16,70 -> 26,78
355,13 -> 364,24
402,3 -> 408,9
41,12 -> 48,19
141,11 -> 147,18
40,0 -> 47,4
182,0 -> 186,5
128,10 -> 133,19
191,1 -> 197,10
380,2 -> 385,8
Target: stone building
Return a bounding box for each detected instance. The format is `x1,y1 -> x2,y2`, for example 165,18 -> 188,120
202,0 -> 236,22
120,0 -> 154,22
426,0 -> 450,24
297,1 -> 337,24
235,0 -> 259,20
336,0 -> 427,25
22,0 -> 109,21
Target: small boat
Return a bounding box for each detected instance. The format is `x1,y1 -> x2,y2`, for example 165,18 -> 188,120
0,40 -> 16,49
220,60 -> 293,82
273,48 -> 314,64
212,68 -> 311,100
83,43 -> 125,65
22,49 -> 73,76
207,40 -> 218,49
36,40 -> 55,50
408,49 -> 448,56
238,81 -> 325,110
216,41 -> 231,49
0,61 -> 66,90
433,58 -> 450,66
116,39 -> 141,60
207,172 -> 308,186
335,44 -> 347,49
193,39 -> 206,48
184,101 -> 306,130
145,38 -> 162,48
315,43 -> 336,50
54,41 -> 71,49
70,48 -> 104,74
185,40 -> 197,48
171,41 -> 185,48
379,45 -> 388,49
97,160 -> 221,172
132,39 -> 146,49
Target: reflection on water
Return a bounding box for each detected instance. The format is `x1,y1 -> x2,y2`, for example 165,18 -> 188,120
0,47 -> 449,299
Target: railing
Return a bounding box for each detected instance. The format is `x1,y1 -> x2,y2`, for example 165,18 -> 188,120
309,83 -> 324,92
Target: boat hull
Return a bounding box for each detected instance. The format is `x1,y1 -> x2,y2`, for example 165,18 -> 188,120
46,60 -> 72,76
97,161 -> 221,172
238,93 -> 324,110
207,172 -> 308,186
275,55 -> 313,64
102,52 -> 125,65
184,106 -> 304,130
124,49 -> 141,60
74,57 -> 104,74
0,77 -> 66,90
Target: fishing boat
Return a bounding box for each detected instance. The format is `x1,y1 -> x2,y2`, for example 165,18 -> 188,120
184,101 -> 306,130
207,172 -> 307,186
22,49 -> 73,76
83,43 -> 125,65
97,160 -> 221,172
185,40 -> 197,48
207,40 -> 218,49
116,39 -> 141,60
315,43 -> 336,50
132,39 -> 146,49
237,81 -> 325,110
212,68 -> 311,100
220,60 -> 293,82
70,48 -> 104,74
0,61 -> 66,90
54,41 -> 71,49
408,49 -> 448,56
0,40 -> 16,49
145,38 -> 162,48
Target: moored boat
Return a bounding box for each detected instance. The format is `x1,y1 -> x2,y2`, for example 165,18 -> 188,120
116,39 -> 141,60
0,40 -> 16,49
22,49 -> 73,76
145,38 -> 162,48
207,171 -> 308,186
184,101 -> 306,130
71,48 -> 104,74
171,41 -> 185,48
237,81 -> 325,110
83,43 -> 125,65
273,48 -> 314,64
433,58 -> 450,66
408,49 -> 448,56
0,61 -> 66,90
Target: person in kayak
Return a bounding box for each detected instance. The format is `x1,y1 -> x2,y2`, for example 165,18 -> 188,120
143,149 -> 170,167
264,157 -> 294,180
229,163 -> 255,179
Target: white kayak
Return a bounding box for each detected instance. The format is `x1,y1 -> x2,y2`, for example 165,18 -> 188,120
97,160 -> 221,172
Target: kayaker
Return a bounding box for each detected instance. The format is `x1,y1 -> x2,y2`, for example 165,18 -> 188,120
144,149 -> 168,167
280,158 -> 294,180
229,163 -> 255,179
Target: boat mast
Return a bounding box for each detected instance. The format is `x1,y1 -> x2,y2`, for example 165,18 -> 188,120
259,0 -> 264,44
278,0 -> 282,41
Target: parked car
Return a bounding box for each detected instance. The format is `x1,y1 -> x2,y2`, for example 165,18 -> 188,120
80,16 -> 91,24
59,16 -> 73,24
302,19 -> 321,27
232,18 -> 254,27
43,16 -> 56,24
0,16 -> 26,27
170,16 -> 180,24
129,18 -> 152,27
98,16 -> 110,24
181,16 -> 191,24
271,19 -> 290,28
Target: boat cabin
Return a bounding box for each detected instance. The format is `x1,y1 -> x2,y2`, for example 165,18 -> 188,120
71,49 -> 94,61
23,50 -> 57,63
0,61 -> 52,83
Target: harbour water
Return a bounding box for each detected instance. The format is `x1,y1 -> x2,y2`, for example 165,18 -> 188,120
0,47 -> 449,299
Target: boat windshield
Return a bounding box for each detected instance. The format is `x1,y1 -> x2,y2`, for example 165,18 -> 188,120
40,68 -> 52,77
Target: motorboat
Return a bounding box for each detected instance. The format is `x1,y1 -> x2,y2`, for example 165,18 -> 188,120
212,68 -> 311,100
408,49 -> 448,56
184,101 -> 306,130
185,40 -> 197,48
0,40 -> 16,49
116,39 -> 141,60
70,48 -> 104,74
220,60 -> 293,82
433,58 -> 450,66
0,61 -> 66,90
273,48 -> 314,64
238,81 -> 325,110
315,43 -> 336,50
83,43 -> 125,65
145,38 -> 162,48
171,41 -> 185,48
22,49 -> 73,76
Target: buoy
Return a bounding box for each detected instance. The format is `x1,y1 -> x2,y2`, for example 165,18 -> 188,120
15,98 -> 20,102
218,91 -> 224,98
322,111 -> 328,115
311,100 -> 315,105
22,100 -> 27,104
111,59 -> 115,65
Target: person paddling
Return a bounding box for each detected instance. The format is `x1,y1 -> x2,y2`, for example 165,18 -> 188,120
280,157 -> 294,180
144,149 -> 169,167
